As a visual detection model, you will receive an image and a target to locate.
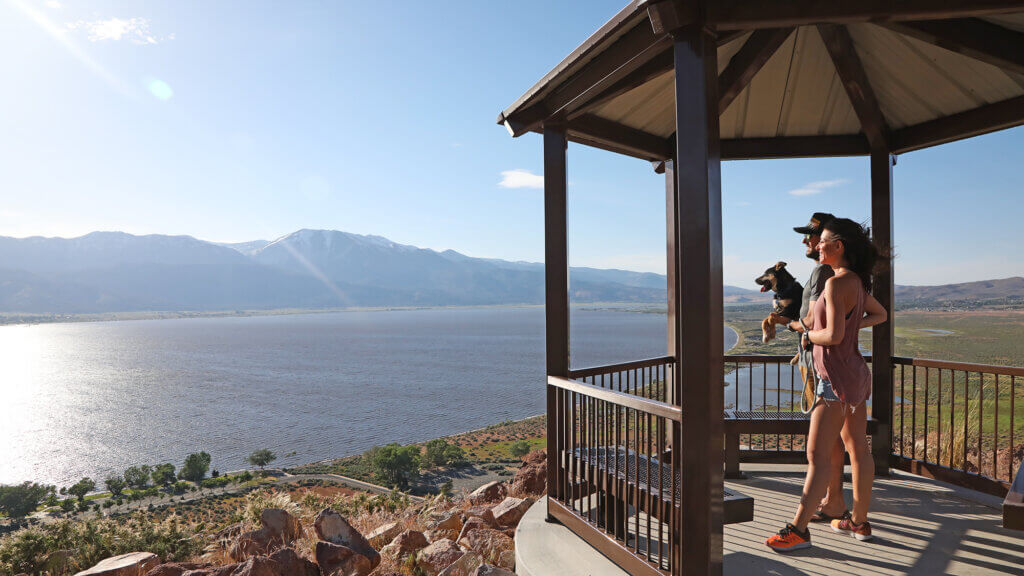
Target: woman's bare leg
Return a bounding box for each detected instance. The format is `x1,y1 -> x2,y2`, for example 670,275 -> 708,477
792,399 -> 847,530
840,402 -> 873,524
819,438 -> 847,515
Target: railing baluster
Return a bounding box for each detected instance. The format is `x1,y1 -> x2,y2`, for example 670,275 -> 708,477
963,371 -> 969,474
925,367 -> 930,463
938,369 -> 944,467
978,372 -> 984,476
994,374 -> 1000,480
1012,375 -> 1016,482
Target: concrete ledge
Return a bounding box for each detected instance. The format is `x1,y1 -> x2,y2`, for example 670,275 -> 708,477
514,496 -> 628,576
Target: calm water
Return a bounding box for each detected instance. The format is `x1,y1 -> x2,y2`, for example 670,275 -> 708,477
0,307 -> 738,488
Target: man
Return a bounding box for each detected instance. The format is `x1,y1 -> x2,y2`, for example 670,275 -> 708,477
774,212 -> 846,522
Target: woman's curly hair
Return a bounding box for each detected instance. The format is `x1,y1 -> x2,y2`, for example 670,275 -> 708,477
821,217 -> 888,291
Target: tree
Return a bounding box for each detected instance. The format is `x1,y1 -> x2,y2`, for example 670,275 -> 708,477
423,439 -> 451,468
104,476 -> 125,497
60,498 -> 75,513
247,449 -> 277,470
123,465 -> 151,489
67,478 -> 96,502
179,452 -> 212,482
366,444 -> 420,489
510,441 -> 531,458
0,482 -> 55,519
151,463 -> 176,486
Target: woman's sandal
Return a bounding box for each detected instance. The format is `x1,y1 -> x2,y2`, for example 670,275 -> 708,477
810,508 -> 849,523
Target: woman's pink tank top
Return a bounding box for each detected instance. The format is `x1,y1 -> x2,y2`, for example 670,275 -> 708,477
812,279 -> 871,406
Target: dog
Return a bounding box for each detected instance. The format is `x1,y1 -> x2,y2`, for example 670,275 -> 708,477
755,262 -> 803,343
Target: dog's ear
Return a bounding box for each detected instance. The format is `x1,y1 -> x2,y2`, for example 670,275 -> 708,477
775,261 -> 787,270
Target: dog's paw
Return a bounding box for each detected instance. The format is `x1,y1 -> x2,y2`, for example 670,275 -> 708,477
761,330 -> 771,344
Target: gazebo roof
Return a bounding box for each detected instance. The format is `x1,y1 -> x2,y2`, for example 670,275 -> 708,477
498,1 -> 1024,161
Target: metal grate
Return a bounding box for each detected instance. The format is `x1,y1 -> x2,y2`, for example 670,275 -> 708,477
725,410 -> 811,421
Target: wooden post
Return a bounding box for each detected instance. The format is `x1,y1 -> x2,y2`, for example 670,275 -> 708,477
871,150 -> 895,476
672,20 -> 725,576
544,123 -> 570,519
666,159 -> 678,409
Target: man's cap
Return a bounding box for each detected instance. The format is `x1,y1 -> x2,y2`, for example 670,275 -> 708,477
794,212 -> 835,235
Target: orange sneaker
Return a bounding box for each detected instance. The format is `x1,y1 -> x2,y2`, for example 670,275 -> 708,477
831,516 -> 873,541
765,523 -> 811,552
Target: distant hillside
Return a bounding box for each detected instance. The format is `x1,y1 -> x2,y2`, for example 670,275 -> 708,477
895,277 -> 1024,308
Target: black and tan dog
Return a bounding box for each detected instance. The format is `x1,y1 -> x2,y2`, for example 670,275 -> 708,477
755,262 -> 803,343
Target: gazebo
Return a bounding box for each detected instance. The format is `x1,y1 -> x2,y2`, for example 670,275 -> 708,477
498,1 -> 1024,574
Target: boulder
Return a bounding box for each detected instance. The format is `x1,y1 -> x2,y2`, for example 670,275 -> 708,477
74,552 -> 160,576
425,528 -> 459,543
231,557 -> 280,576
458,529 -> 513,564
313,509 -> 379,567
315,542 -> 372,576
461,506 -> 495,526
380,530 -> 428,560
365,521 -> 403,548
430,510 -> 462,532
510,451 -> 546,496
468,482 -> 506,505
456,518 -> 488,544
415,539 -> 465,576
229,528 -> 275,561
205,564 -> 241,576
143,563 -> 211,576
261,509 -> 302,543
496,550 -> 515,571
490,497 -> 533,528
268,548 -> 318,576
471,566 -> 515,576
437,551 -> 482,576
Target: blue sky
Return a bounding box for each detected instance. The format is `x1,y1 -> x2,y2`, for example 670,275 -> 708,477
1,0 -> 1022,287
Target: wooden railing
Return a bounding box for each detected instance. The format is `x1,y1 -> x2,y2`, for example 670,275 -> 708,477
548,372 -> 680,576
568,356 -> 676,403
892,357 -> 1024,495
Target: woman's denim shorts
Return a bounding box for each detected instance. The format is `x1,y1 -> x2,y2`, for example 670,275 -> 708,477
816,378 -> 840,402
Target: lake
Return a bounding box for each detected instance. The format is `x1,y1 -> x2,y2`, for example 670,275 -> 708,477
0,307 -> 738,488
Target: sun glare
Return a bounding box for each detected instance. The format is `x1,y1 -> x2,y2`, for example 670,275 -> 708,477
147,78 -> 174,101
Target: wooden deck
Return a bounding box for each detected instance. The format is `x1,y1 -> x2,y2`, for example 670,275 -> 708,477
724,465 -> 1024,575
515,464 -> 1024,575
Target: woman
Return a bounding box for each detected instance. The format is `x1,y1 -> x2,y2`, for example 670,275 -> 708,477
766,218 -> 888,552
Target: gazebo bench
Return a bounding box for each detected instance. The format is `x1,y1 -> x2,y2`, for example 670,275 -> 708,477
564,446 -> 754,527
724,409 -> 878,479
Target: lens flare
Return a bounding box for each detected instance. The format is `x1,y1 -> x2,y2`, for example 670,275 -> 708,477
147,79 -> 173,100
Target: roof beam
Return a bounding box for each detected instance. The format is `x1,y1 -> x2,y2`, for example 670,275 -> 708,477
566,49 -> 674,120
500,23 -> 670,137
818,24 -> 891,151
717,28 -> 794,114
708,0 -> 1024,30
878,18 -> 1024,77
891,95 -> 1024,153
721,135 -> 871,159
568,114 -> 673,160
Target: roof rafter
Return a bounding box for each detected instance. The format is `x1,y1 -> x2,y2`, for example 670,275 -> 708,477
708,0 -> 1024,30
878,18 -> 1024,77
569,114 -> 673,160
892,94 -> 1024,153
817,24 -> 891,151
717,28 -> 794,114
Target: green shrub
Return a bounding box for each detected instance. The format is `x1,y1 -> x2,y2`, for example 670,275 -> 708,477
200,477 -> 230,489
510,441 -> 531,458
0,515 -> 205,575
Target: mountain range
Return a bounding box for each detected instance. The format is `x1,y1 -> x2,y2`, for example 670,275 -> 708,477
0,229 -> 762,314
1,229 -> 1018,315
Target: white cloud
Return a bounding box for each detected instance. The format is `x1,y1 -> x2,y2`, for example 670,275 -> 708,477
498,169 -> 543,189
787,178 -> 849,196
45,1 -> 62,9
66,17 -> 172,44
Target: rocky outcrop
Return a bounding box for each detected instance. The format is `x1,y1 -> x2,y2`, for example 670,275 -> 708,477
232,557 -> 280,576
467,482 -> 507,505
472,566 -> 515,576
461,506 -> 495,526
365,521 -> 403,548
379,530 -> 428,561
490,497 -> 533,528
269,548 -> 318,576
458,529 -> 513,565
436,551 -> 482,576
315,542 -> 372,576
415,539 -> 465,576
228,509 -> 303,562
510,450 -> 546,496
74,553 -> 160,576
143,563 -> 211,576
313,509 -> 379,568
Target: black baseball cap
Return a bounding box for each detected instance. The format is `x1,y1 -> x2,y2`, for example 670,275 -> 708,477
794,212 -> 835,235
